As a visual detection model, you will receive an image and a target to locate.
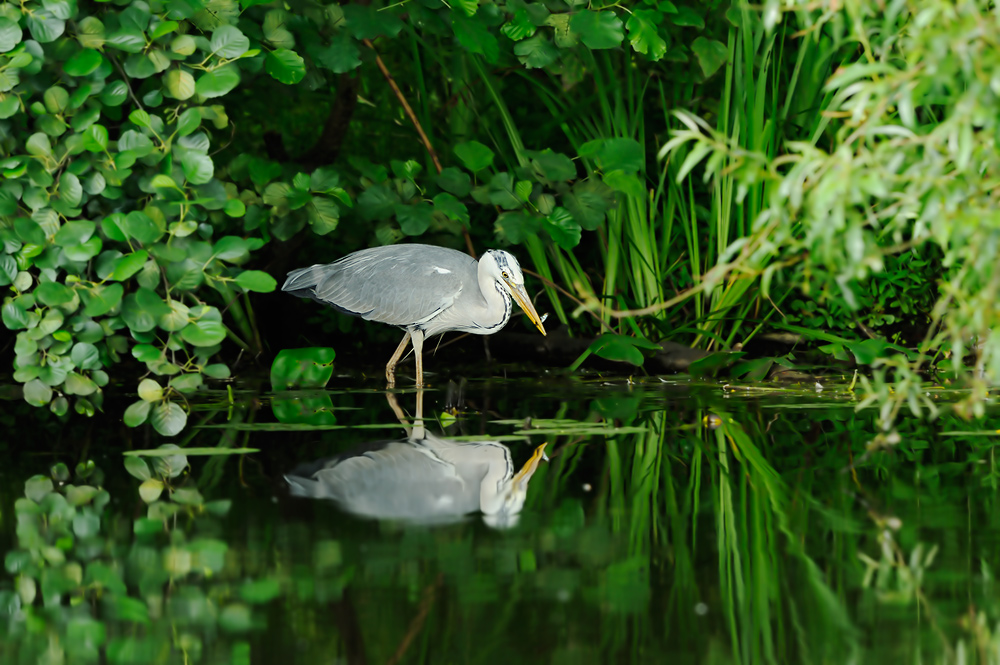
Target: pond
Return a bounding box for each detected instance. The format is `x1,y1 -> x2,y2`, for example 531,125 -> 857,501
0,371 -> 997,664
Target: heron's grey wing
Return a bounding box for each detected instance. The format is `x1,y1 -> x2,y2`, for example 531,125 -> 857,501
283,245 -> 478,327
288,441 -> 482,521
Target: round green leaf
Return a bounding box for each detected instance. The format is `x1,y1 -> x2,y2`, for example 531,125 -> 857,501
224,199 -> 246,217
70,342 -> 101,370
210,25 -> 249,58
108,251 -> 149,281
570,10 -> 624,49
195,65 -> 240,98
181,152 -> 214,185
139,478 -> 164,503
691,36 -> 728,78
82,283 -> 124,316
627,9 -> 667,60
138,378 -> 163,402
0,18 -> 22,53
63,48 -> 103,75
26,12 -> 65,43
454,141 -> 495,172
125,400 -> 153,428
82,124 -> 109,152
235,270 -> 277,293
158,299 -> 189,331
164,68 -> 195,100
180,319 -> 227,347
35,281 -> 74,306
150,401 -> 187,436
43,86 -> 69,113
265,49 -> 305,84
23,379 -> 52,407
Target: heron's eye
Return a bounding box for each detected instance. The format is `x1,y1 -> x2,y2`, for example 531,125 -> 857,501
501,270 -> 510,279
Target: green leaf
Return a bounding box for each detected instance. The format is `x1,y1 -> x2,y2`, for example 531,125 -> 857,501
195,65 -> 240,98
437,167 -> 472,197
213,236 -> 249,261
151,401 -> 186,436
433,193 -> 469,225
240,578 -> 281,605
672,5 -> 704,28
565,180 -> 614,230
210,24 -> 249,58
0,18 -> 22,52
589,334 -> 652,366
83,124 -> 109,152
514,34 -> 558,69
543,207 -> 582,249
580,137 -> 644,174
65,372 -> 98,396
138,378 -> 163,402
691,36 -> 728,78
138,478 -> 163,503
24,379 -> 52,407
270,347 -> 336,390
158,299 -> 190,332
356,184 -> 399,221
343,4 -> 404,40
54,220 -> 94,247
124,400 -> 151,428
63,48 -> 103,75
35,281 -> 74,306
627,9 -> 667,60
235,270 -> 277,292
44,86 -> 69,113
124,455 -> 151,480
501,9 -> 536,41
83,283 -> 123,316
108,251 -> 148,281
164,68 -> 195,100
71,342 -> 101,370
181,152 -> 214,185
265,49 -> 305,84
315,32 -> 361,74
395,202 -> 435,236
454,141 -> 494,172
180,318 -> 227,347
570,10 -> 624,49
452,12 -> 499,63
125,211 -> 163,244
26,11 -> 65,43
603,170 -> 646,198
494,212 -> 540,244
204,363 -> 231,379
531,149 -> 577,181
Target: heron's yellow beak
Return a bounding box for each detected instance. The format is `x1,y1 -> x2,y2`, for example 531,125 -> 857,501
508,283 -> 547,336
511,443 -> 549,490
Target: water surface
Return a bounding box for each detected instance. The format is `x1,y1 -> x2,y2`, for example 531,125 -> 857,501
0,373 -> 996,664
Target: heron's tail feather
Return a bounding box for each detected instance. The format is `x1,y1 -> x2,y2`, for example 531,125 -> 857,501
282,264 -> 336,300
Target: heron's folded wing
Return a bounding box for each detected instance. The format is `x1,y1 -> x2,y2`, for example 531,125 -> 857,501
285,248 -> 473,327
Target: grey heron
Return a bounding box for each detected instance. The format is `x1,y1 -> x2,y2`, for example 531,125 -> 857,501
285,434 -> 549,528
282,244 -> 547,386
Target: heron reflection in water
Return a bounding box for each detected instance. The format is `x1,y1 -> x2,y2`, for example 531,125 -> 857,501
286,393 -> 548,528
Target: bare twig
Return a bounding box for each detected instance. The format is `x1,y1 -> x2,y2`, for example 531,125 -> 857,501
363,38 -> 442,174
385,574 -> 442,665
363,39 -> 477,256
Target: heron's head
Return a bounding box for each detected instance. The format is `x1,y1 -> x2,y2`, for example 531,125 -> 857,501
482,443 -> 548,529
482,250 -> 547,336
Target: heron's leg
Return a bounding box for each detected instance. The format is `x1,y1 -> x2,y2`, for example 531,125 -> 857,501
411,329 -> 426,387
385,331 -> 411,387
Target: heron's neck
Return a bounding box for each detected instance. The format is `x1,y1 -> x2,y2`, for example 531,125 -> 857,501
475,262 -> 511,331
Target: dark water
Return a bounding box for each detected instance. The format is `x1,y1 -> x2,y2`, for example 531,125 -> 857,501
1,373 -> 998,664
